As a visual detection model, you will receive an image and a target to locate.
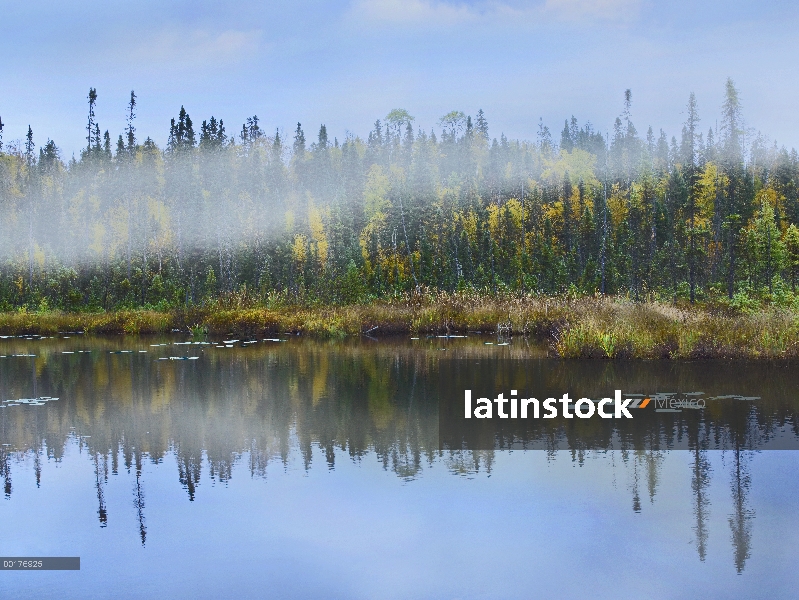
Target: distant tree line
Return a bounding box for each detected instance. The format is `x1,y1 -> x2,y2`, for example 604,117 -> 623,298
1,79 -> 798,311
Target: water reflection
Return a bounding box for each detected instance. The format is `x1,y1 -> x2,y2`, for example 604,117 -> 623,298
0,335 -> 797,574
692,447 -> 711,561
729,449 -> 754,573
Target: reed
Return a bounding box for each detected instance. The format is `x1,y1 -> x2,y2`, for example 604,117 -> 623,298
3,292 -> 799,359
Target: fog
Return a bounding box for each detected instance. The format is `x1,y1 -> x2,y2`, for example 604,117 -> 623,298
1,83 -> 797,308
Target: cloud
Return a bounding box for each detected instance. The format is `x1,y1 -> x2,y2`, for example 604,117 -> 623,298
542,0 -> 640,21
131,29 -> 263,69
351,0 -> 479,26
350,0 -> 640,27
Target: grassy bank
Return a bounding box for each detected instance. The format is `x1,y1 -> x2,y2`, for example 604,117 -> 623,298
2,292 -> 799,359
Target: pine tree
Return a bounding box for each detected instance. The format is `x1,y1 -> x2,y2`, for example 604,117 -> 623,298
721,77 -> 743,166
201,116 -> 226,150
655,129 -> 669,173
23,125 -> 36,288
720,78 -> 746,298
242,116 -> 261,143
185,113 -> 195,148
313,124 -> 331,198
25,125 -> 35,167
168,106 -> 196,151
293,123 -> 306,157
367,120 -> 384,162
561,120 -> 573,152
475,109 -> 489,142
623,90 -> 635,136
684,92 -> 700,303
38,139 -> 59,171
86,87 -> 97,154
93,124 -> 102,155
317,124 -> 328,150
103,130 -> 112,160
126,90 -> 137,153
705,128 -> 716,163
537,118 -> 553,157
403,122 -> 414,153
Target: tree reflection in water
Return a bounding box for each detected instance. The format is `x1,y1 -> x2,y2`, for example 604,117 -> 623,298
1,335 -> 797,573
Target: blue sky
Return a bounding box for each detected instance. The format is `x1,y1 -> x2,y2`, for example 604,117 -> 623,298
2,0 -> 798,156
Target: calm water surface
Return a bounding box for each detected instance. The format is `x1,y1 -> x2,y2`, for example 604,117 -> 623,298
1,334 -> 798,599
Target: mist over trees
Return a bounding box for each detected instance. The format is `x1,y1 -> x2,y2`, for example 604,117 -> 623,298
1,80 -> 798,311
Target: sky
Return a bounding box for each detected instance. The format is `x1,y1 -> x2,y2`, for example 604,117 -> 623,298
2,0 -> 798,157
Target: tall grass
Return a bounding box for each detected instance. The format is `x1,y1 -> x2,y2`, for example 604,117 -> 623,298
3,291 -> 799,359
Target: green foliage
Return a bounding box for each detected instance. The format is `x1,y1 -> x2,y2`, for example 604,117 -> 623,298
729,287 -> 760,314
1,82 -> 799,313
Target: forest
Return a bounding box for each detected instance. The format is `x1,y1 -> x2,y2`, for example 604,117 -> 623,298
1,79 -> 798,314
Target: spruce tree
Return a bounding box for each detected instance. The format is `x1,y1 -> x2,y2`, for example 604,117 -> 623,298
185,113 -> 195,147
404,122 -> 414,150
38,139 -> 59,171
561,120 -> 573,152
720,78 -> 745,298
169,107 -> 196,151
293,123 -> 306,157
721,78 -> 743,166
475,109 -> 489,142
244,116 -> 261,142
537,118 -> 553,157
25,125 -> 35,167
126,90 -> 137,153
684,92 -> 700,303
86,87 -> 97,154
93,124 -> 102,155
201,117 -> 225,150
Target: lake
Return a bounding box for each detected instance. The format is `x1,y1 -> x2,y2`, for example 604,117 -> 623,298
1,334 -> 798,599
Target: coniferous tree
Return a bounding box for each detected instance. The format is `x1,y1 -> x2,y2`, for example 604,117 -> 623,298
720,78 -> 746,298
86,87 -> 97,155
25,126 -> 35,166
561,119 -> 574,152
537,118 -> 553,157
475,109 -> 489,143
684,92 -> 700,303
293,123 -> 306,156
93,124 -> 102,155
126,91 -> 137,153
23,125 -> 36,287
103,130 -> 112,160
1,79 -> 798,310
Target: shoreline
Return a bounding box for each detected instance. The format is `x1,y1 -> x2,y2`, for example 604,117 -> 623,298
2,296 -> 799,360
